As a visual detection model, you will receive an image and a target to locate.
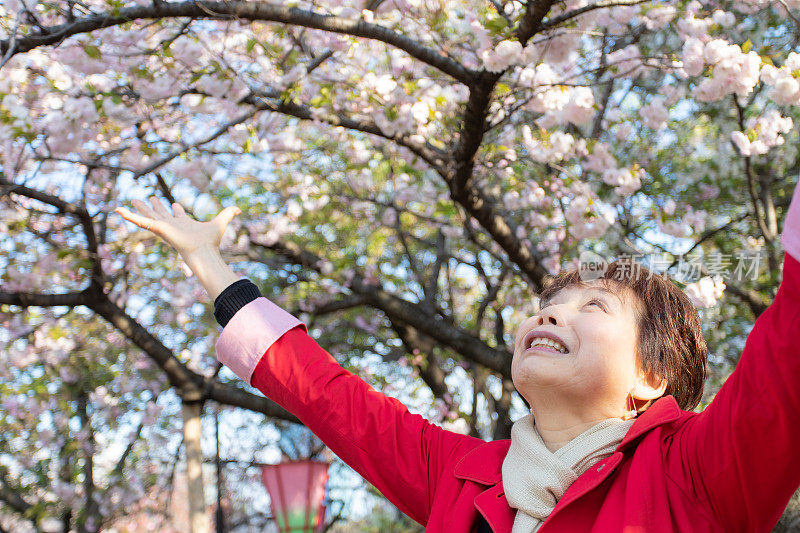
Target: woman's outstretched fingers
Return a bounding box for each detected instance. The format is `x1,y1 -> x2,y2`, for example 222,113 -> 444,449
172,202 -> 187,218
149,197 -> 172,219
115,198 -> 237,258
214,205 -> 241,228
116,208 -> 152,232
130,198 -> 158,220
115,201 -> 160,233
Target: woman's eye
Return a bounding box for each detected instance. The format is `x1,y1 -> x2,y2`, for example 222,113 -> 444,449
587,300 -> 605,310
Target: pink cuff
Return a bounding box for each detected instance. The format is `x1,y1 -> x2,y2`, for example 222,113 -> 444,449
781,177 -> 800,263
214,297 -> 307,384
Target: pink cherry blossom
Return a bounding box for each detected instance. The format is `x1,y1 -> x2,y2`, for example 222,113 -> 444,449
684,207 -> 708,234
522,126 -> 576,163
602,167 -> 643,197
684,276 -> 726,308
681,38 -> 706,77
731,110 -> 793,157
481,40 -> 523,73
643,5 -> 677,29
698,182 -> 720,200
639,98 -> 669,130
658,218 -> 690,238
520,43 -> 540,65
134,75 -> 175,103
677,11 -> 713,38
541,33 -> 579,65
690,42 -> 761,102
561,87 -> 595,125
711,10 -> 736,27
171,37 -> 205,67
606,44 -> 643,78
55,44 -> 107,75
584,142 -> 617,173
772,77 -> 800,106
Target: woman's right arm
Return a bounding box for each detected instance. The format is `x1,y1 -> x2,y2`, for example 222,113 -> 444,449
214,291 -> 480,525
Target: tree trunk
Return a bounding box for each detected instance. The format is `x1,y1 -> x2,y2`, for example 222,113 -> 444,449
182,401 -> 209,533
215,404 -> 227,533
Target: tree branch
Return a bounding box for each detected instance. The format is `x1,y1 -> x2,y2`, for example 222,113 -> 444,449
240,92 -> 448,173
130,109 -> 258,181
0,472 -> 32,516
389,320 -> 452,404
88,292 -> 301,419
733,99 -> 773,240
445,0 -> 557,291
541,0 -> 650,31
516,0 -> 558,44
0,176 -> 103,287
0,1 -> 474,85
248,237 -> 513,376
0,286 -> 299,422
0,290 -> 89,308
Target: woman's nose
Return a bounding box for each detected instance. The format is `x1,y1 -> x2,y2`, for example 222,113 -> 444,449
536,307 -> 561,326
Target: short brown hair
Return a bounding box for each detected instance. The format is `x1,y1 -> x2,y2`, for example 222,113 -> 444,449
538,258 -> 708,411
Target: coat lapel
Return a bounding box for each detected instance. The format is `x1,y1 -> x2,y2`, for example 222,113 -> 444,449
453,439 -> 510,484
454,440 -> 515,531
475,483 -> 518,532
452,396 -> 684,531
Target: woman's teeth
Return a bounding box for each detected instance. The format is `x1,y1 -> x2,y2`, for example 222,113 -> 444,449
528,337 -> 568,354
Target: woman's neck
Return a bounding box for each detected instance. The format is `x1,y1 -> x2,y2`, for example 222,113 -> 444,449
533,411 -> 627,452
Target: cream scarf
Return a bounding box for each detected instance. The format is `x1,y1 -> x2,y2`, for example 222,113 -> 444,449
501,413 -> 635,533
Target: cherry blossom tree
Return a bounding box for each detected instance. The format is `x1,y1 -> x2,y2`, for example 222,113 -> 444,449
2,0 -> 800,529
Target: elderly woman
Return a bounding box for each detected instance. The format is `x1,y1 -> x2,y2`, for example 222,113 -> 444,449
116,181 -> 800,532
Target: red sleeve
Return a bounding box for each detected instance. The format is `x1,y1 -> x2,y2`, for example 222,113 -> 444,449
668,251 -> 800,530
250,325 -> 482,525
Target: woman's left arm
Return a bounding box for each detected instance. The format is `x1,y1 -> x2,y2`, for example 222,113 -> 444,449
668,181 -> 800,531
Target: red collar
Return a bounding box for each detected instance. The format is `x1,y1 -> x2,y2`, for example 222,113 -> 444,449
453,395 -> 684,485
617,394 -> 683,451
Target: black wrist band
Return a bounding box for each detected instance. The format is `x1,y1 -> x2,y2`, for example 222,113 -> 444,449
213,279 -> 262,327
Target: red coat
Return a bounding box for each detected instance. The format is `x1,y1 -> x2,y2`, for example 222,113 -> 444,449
215,252 -> 800,532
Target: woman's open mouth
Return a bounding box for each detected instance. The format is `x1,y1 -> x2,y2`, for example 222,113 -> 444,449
523,332 -> 570,354
525,344 -> 568,355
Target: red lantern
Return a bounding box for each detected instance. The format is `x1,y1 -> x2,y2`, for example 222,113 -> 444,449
261,460 -> 329,533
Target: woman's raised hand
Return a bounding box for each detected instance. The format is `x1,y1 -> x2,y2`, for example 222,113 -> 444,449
114,198 -> 241,259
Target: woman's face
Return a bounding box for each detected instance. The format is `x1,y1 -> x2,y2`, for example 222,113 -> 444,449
512,280 -> 642,417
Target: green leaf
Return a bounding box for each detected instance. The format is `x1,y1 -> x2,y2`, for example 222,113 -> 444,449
84,45 -> 101,59
483,16 -> 508,34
